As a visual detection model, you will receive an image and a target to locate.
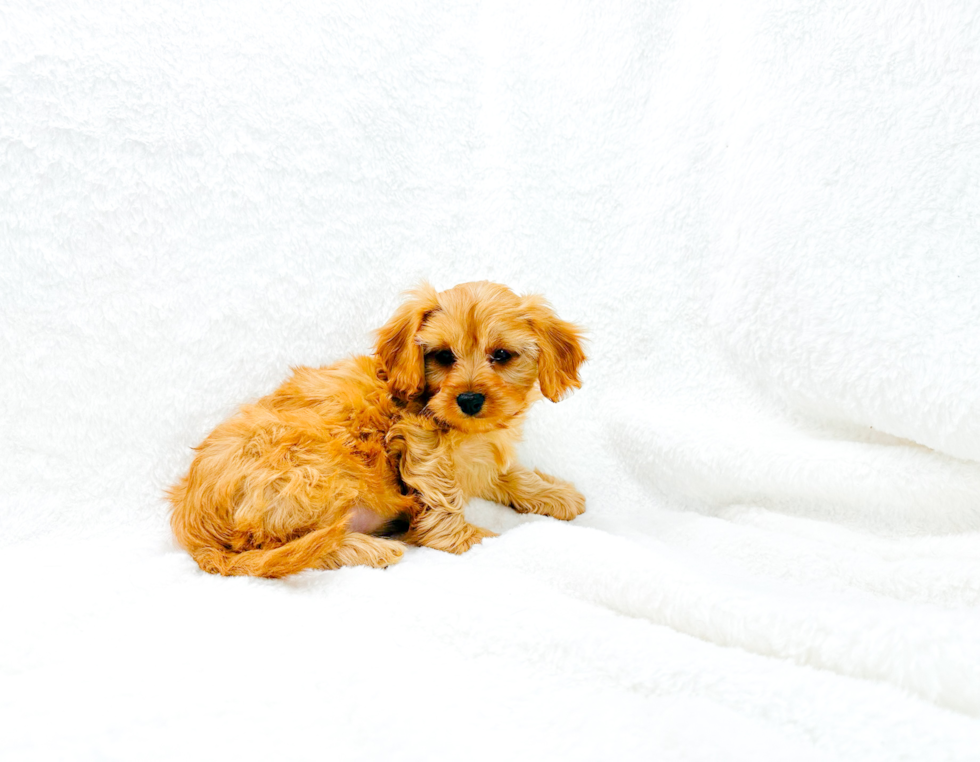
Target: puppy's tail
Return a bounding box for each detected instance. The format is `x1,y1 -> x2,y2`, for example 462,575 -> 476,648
190,527 -> 343,579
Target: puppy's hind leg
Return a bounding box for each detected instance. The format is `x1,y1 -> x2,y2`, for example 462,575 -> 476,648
315,533 -> 405,570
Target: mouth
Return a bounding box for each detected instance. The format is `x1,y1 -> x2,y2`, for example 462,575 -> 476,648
422,402 -> 493,432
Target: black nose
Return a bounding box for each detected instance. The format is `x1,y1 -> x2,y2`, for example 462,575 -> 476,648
456,392 -> 485,416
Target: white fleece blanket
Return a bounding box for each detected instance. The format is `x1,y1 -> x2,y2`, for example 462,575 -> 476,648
2,1 -> 979,759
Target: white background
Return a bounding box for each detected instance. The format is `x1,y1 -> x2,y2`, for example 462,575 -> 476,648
2,1 -> 979,759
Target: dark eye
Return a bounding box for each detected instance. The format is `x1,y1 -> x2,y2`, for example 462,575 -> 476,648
432,349 -> 455,366
490,349 -> 513,364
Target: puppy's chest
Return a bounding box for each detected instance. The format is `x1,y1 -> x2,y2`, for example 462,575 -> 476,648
450,434 -> 515,498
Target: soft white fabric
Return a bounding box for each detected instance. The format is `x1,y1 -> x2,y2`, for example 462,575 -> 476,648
2,1 -> 979,759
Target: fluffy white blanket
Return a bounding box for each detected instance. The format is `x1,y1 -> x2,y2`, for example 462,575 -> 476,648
2,1 -> 978,759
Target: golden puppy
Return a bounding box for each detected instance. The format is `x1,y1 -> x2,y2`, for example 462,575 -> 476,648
168,281 -> 586,577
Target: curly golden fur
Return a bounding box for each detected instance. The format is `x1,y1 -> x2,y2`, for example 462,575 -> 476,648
168,281 -> 586,577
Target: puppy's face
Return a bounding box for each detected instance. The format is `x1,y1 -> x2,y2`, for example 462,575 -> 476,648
375,282 -> 585,433
417,296 -> 540,432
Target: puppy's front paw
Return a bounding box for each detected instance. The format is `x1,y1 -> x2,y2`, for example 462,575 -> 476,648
523,471 -> 586,521
543,487 -> 586,521
408,514 -> 497,554
450,524 -> 497,554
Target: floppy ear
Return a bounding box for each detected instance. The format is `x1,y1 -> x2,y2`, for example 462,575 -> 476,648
523,295 -> 587,402
374,283 -> 440,400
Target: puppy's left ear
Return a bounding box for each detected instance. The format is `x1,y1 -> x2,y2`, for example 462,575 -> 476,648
523,295 -> 587,402
375,283 -> 440,400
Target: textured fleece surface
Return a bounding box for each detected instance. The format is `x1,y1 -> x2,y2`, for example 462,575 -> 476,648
2,1 -> 979,760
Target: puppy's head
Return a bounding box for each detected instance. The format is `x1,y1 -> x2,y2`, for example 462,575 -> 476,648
375,281 -> 586,432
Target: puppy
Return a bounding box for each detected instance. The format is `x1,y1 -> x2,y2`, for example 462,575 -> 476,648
168,281 -> 586,577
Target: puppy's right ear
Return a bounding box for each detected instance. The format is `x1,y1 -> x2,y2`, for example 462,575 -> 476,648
374,283 -> 440,400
